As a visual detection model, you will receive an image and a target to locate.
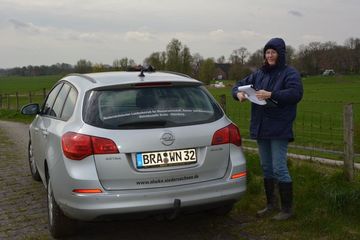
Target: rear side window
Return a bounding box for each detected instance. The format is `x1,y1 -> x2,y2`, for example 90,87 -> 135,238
42,83 -> 63,115
61,87 -> 78,120
83,86 -> 223,129
50,84 -> 70,118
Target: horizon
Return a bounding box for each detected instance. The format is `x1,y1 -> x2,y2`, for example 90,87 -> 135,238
0,0 -> 359,68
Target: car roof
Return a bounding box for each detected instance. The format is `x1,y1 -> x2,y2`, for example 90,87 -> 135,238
61,71 -> 201,91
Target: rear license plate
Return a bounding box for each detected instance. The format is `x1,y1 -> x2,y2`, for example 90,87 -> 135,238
136,148 -> 197,169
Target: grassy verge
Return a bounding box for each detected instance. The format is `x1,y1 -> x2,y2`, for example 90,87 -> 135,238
233,152 -> 360,240
1,112 -> 359,239
0,109 -> 34,123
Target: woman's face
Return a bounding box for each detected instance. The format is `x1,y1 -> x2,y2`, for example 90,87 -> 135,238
265,49 -> 278,66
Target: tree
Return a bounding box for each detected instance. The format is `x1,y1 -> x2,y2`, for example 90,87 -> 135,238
113,57 -> 135,71
199,58 -> 215,84
229,64 -> 252,80
344,37 -> 360,73
166,39 -> 182,72
181,45 -> 192,75
229,47 -> 250,65
247,49 -> 263,68
75,59 -> 92,73
217,56 -> 226,64
93,63 -> 106,72
145,52 -> 166,70
286,45 -> 296,65
191,53 -> 204,79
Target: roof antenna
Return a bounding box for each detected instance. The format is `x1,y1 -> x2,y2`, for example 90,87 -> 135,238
138,68 -> 145,77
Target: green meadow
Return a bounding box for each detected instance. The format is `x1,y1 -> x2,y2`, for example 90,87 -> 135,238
0,75 -> 61,93
1,74 -> 359,160
210,75 -> 360,160
0,74 -> 360,239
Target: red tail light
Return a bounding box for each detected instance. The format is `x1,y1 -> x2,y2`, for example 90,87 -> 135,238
92,136 -> 120,154
62,132 -> 93,160
62,132 -> 119,160
211,124 -> 241,146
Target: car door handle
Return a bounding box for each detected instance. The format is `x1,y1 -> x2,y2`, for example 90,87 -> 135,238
41,129 -> 48,137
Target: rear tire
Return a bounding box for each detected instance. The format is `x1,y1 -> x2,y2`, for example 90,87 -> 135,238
28,139 -> 41,181
47,177 -> 76,238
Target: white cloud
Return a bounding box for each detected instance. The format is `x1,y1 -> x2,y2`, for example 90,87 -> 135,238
209,29 -> 225,37
9,19 -> 42,34
124,31 -> 154,42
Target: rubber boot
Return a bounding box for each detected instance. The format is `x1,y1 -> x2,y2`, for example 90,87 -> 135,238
273,181 -> 293,220
256,178 -> 277,217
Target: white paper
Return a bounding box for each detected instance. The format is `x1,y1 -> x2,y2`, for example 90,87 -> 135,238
237,85 -> 266,105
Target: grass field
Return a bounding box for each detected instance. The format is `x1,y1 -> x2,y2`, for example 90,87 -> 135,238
0,75 -> 61,94
1,74 -> 359,160
0,74 -> 360,239
234,152 -> 360,240
208,75 -> 360,160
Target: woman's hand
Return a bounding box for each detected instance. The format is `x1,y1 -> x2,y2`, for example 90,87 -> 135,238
237,91 -> 247,102
255,90 -> 272,101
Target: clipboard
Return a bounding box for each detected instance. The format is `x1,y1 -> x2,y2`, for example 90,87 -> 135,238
237,85 -> 266,105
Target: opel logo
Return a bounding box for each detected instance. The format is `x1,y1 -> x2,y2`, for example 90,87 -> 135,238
161,132 -> 175,146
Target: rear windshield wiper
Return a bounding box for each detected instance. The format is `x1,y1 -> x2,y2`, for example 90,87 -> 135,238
117,120 -> 172,129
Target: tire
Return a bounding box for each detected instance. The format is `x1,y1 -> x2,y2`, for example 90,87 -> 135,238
28,139 -> 41,181
47,177 -> 76,238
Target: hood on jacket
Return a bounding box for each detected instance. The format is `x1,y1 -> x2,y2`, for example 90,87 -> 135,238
263,38 -> 286,68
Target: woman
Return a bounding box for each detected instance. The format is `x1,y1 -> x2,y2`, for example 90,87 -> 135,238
232,38 -> 303,220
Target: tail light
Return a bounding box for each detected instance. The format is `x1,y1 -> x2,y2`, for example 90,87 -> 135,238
211,123 -> 241,146
62,132 -> 119,160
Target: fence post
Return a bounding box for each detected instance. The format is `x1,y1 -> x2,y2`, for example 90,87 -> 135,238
29,91 -> 32,104
0,94 -> 2,109
343,103 -> 354,182
16,92 -> 19,111
6,94 -> 10,110
219,94 -> 227,113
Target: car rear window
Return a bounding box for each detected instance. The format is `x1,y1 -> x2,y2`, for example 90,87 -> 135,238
83,85 -> 223,129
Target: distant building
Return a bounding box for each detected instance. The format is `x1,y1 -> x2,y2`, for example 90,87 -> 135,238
322,69 -> 335,76
214,63 -> 231,80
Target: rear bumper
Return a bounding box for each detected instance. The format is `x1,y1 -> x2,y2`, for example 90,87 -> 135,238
57,177 -> 246,221
50,142 -> 247,221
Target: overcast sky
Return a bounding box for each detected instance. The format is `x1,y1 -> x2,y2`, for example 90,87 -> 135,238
0,0 -> 359,68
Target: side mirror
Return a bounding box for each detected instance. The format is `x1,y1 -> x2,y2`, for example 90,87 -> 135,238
21,103 -> 40,115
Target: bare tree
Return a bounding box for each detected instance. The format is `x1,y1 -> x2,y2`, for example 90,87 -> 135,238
217,56 -> 226,64
229,47 -> 250,65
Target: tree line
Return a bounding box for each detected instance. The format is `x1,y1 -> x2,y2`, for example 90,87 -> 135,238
1,37 -> 360,84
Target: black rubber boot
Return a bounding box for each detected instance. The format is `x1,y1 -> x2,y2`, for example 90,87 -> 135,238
273,181 -> 293,220
256,178 -> 277,217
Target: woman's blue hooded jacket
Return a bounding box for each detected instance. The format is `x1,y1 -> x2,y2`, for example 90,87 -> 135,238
232,38 -> 303,141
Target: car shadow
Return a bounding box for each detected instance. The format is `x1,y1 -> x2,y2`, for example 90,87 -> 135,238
64,212 -> 239,240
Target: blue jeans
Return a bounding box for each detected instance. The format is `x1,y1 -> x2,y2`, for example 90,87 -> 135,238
257,139 -> 292,183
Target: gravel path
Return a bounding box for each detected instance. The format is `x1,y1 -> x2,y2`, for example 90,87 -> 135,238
0,121 -> 49,239
0,120 -> 258,240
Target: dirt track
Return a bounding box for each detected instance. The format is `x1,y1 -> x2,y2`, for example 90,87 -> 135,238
0,120 -> 259,240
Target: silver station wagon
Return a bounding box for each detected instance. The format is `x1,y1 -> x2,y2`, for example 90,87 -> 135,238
21,70 -> 247,238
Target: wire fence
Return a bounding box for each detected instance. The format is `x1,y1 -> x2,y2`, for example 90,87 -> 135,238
0,89 -> 47,111
0,90 -> 359,163
219,95 -> 360,163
